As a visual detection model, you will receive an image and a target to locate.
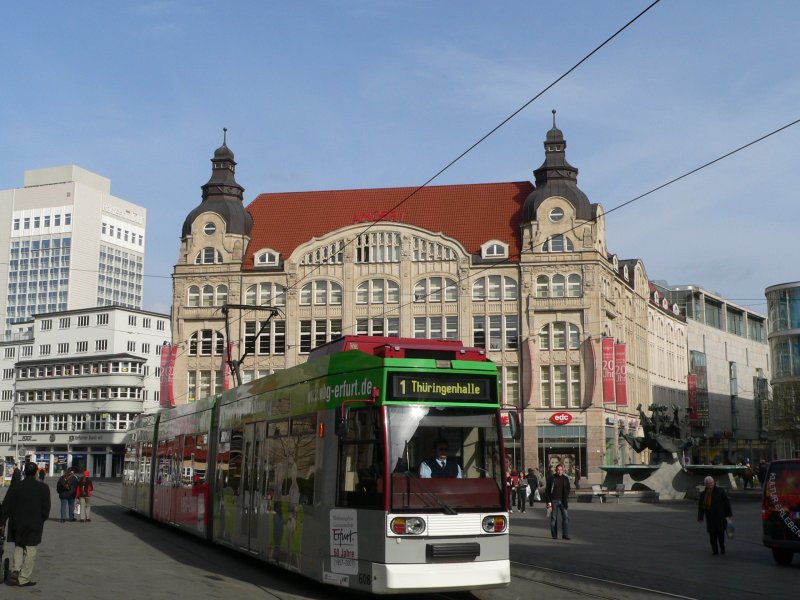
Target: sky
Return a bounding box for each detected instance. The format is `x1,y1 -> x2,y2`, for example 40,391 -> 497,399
2,1 -> 798,316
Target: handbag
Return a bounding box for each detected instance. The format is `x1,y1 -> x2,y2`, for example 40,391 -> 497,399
75,501 -> 81,515
726,517 -> 735,539
534,488 -> 542,502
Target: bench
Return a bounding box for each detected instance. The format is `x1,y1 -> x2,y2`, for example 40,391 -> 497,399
592,484 -> 607,503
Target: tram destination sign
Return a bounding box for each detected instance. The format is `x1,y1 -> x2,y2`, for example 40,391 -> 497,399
389,373 -> 495,403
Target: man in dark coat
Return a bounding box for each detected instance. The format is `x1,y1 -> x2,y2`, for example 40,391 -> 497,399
3,461 -> 50,586
697,476 -> 733,555
545,464 -> 571,540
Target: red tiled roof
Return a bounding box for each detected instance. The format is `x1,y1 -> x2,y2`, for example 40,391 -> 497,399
243,182 -> 532,269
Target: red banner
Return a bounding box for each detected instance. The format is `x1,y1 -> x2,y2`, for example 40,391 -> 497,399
687,374 -> 698,422
601,338 -> 615,403
159,344 -> 177,408
614,342 -> 627,406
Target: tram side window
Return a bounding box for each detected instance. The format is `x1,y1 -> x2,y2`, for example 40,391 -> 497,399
217,430 -> 231,490
290,415 -> 317,506
156,440 -> 169,485
337,407 -> 383,509
195,434 -> 208,484
182,435 -> 196,487
140,441 -> 152,484
228,427 -> 244,496
266,420 -> 290,504
124,443 -> 136,484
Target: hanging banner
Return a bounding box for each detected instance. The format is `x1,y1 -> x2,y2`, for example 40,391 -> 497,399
159,344 -> 177,408
523,338 -> 536,407
601,338 -> 615,403
614,342 -> 627,406
687,374 -> 698,422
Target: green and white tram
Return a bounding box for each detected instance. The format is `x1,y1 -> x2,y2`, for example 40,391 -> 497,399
123,336 -> 516,594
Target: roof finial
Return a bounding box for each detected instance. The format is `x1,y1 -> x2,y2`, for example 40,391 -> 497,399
223,127 -> 228,146
552,109 -> 557,129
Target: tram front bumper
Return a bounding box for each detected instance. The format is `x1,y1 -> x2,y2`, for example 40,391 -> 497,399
371,559 -> 510,594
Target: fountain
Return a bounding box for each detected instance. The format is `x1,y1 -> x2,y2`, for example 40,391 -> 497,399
599,404 -> 744,500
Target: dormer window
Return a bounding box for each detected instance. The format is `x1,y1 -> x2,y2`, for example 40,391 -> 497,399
623,265 -> 629,281
548,207 -> 564,222
612,255 -> 619,270
203,222 -> 216,235
542,235 -> 574,253
194,247 -> 223,264
481,240 -> 508,259
255,249 -> 280,266
672,303 -> 680,315
653,291 -> 660,303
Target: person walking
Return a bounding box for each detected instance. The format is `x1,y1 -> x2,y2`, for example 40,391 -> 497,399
2,462 -> 50,587
527,468 -> 539,508
76,470 -> 93,522
516,470 -> 528,513
757,459 -> 768,487
545,464 -> 571,540
56,467 -> 78,522
697,476 -> 733,555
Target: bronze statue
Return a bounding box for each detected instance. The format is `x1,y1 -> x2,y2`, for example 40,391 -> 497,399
620,403 -> 693,464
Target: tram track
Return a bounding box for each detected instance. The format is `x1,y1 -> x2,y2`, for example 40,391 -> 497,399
509,560 -> 699,600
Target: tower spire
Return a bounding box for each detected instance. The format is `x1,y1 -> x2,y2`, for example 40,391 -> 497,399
223,127 -> 228,146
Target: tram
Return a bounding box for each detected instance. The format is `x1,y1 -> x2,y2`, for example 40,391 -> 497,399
122,336 -> 516,594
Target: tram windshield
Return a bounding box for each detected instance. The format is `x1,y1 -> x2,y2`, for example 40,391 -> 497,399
387,405 -> 505,512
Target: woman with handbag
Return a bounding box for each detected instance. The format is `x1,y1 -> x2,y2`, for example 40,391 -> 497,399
697,476 -> 733,555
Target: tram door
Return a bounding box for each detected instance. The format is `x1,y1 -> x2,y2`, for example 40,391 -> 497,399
240,422 -> 265,553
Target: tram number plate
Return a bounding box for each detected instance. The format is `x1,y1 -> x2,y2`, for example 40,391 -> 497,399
358,573 -> 371,585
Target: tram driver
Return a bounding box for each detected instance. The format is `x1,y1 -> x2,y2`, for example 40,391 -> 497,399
419,438 -> 463,478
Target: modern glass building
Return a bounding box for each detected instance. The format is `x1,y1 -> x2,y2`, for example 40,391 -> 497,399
0,166 -> 146,336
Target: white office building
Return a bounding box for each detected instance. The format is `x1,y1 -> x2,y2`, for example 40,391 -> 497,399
0,306 -> 170,478
0,166 -> 146,336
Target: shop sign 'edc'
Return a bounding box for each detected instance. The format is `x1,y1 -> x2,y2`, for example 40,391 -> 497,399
549,412 -> 572,425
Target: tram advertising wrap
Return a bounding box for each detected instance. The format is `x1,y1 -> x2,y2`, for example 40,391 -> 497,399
121,336 -> 513,595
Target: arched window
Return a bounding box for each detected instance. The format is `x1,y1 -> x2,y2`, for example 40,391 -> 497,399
567,274 -> 582,297
194,247 -> 223,264
542,235 -> 574,253
245,282 -> 286,306
216,285 -> 228,306
536,276 -> 549,298
187,286 -> 200,307
472,276 -> 518,301
201,285 -> 214,307
300,280 -> 343,306
539,322 -> 581,351
414,277 -> 457,303
357,279 -> 400,304
254,249 -> 279,266
189,330 -> 225,356
551,275 -> 565,298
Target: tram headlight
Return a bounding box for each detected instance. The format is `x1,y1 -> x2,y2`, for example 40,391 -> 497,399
390,516 -> 426,535
482,515 -> 507,533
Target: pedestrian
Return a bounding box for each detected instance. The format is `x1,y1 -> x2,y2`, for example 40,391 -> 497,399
37,465 -> 46,481
76,470 -> 93,522
574,466 -> 581,490
697,476 -> 732,555
757,459 -> 768,487
1,462 -> 50,587
742,461 -> 754,489
509,470 -> 518,510
545,464 -> 571,540
516,470 -> 528,513
527,467 -> 539,508
56,467 -> 78,522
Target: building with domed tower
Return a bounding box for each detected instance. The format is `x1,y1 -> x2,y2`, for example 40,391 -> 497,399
172,117 -> 688,483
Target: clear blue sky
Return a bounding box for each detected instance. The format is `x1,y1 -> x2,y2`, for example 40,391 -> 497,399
2,1 -> 798,315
